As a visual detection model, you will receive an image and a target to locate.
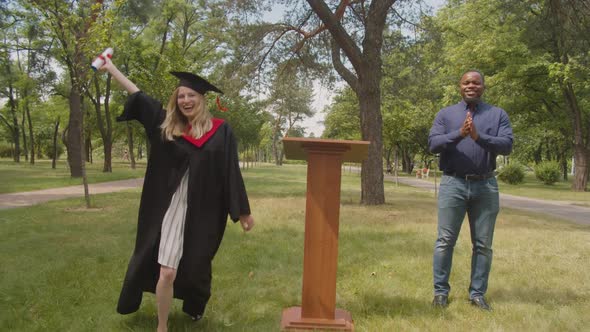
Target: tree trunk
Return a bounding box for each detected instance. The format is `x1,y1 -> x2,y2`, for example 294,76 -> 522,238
25,101 -> 35,165
562,83 -> 588,191
85,136 -> 92,163
103,141 -> 112,172
400,146 -> 412,173
103,77 -> 113,172
138,142 -> 143,160
358,73 -> 384,205
52,118 -> 60,169
80,111 -> 91,208
21,115 -> 28,161
385,145 -> 392,172
561,158 -> 568,181
272,139 -> 282,166
66,87 -> 84,177
90,74 -> 113,172
8,83 -> 20,162
572,145 -> 588,191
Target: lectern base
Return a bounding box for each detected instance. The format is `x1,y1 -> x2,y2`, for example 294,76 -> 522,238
280,307 -> 354,331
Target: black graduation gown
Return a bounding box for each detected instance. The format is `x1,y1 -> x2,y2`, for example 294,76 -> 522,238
115,91 -> 251,317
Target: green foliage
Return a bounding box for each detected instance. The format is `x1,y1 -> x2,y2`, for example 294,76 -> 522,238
266,62 -> 315,137
0,144 -> 14,158
535,161 -> 561,185
211,95 -> 267,149
498,163 -> 525,185
322,87 -> 360,140
4,0 -> 589,191
429,0 -> 589,191
42,143 -> 65,159
380,28 -> 442,168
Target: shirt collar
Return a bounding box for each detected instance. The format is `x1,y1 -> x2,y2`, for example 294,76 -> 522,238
460,100 -> 484,112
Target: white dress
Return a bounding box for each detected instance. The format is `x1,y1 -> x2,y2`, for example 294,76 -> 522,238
157,170 -> 189,268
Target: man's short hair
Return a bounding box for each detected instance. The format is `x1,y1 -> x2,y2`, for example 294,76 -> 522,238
460,69 -> 485,85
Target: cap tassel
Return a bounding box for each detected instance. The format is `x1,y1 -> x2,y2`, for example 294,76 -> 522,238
216,96 -> 228,112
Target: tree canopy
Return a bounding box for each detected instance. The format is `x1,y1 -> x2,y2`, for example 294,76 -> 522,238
1,0 -> 588,192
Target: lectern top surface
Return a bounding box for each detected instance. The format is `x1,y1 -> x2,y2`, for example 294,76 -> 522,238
282,137 -> 370,162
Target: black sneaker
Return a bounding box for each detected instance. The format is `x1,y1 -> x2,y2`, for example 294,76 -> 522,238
432,295 -> 448,308
470,296 -> 491,311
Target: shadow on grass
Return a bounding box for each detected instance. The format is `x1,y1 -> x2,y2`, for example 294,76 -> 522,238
119,311 -> 157,330
120,310 -> 235,331
348,291 -> 442,319
490,287 -> 583,306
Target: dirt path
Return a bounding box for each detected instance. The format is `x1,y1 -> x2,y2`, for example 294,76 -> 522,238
0,178 -> 144,210
1,175 -> 588,225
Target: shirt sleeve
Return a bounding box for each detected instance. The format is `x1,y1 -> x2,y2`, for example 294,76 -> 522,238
428,110 -> 463,154
475,109 -> 513,155
224,124 -> 251,222
116,91 -> 164,139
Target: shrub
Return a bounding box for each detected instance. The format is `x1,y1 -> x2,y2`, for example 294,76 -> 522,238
534,161 -> 560,185
498,163 -> 525,184
43,143 -> 64,159
0,144 -> 14,158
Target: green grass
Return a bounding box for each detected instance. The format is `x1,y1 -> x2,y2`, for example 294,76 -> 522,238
1,165 -> 589,331
3,158 -> 588,206
404,171 -> 589,205
0,158 -> 146,194
497,173 -> 589,204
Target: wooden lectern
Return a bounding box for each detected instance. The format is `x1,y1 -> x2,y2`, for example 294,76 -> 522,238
281,137 -> 370,331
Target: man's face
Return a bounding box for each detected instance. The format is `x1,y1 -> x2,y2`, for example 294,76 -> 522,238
460,72 -> 485,103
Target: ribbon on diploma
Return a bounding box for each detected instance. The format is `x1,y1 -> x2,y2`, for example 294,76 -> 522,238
98,53 -> 113,61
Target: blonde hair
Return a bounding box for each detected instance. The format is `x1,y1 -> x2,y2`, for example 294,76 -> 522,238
160,87 -> 213,141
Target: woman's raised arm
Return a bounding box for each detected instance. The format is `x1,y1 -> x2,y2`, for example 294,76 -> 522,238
99,58 -> 140,94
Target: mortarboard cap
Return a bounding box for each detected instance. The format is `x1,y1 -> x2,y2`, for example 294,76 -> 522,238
170,71 -> 223,95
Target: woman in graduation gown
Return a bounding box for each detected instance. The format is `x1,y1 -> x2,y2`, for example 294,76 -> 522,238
100,58 -> 254,332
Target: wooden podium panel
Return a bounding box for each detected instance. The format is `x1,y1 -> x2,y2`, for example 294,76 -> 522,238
282,137 -> 369,163
281,137 -> 369,331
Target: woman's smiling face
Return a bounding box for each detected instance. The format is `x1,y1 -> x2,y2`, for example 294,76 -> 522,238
177,86 -> 204,121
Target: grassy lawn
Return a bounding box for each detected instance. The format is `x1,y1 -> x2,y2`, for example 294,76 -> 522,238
2,158 -> 588,207
401,170 -> 590,205
497,174 -> 590,205
0,158 -> 146,194
1,165 -> 588,331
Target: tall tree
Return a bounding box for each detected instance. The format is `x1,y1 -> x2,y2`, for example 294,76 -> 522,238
234,0 -> 421,204
266,62 -> 314,165
13,18 -> 53,165
29,0 -> 104,179
0,4 -> 21,161
302,0 -> 397,204
538,0 -> 589,190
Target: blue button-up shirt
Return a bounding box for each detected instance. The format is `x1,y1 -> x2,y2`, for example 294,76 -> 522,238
428,100 -> 513,175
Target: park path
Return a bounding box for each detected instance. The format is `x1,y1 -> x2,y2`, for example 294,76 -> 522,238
0,178 -> 144,210
387,175 -> 589,226
0,175 -> 588,226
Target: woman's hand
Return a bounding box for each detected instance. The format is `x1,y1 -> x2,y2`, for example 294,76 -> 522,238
239,215 -> 255,232
98,57 -> 140,94
98,57 -> 115,73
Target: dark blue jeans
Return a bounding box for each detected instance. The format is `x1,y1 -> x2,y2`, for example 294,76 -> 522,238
433,175 -> 499,299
